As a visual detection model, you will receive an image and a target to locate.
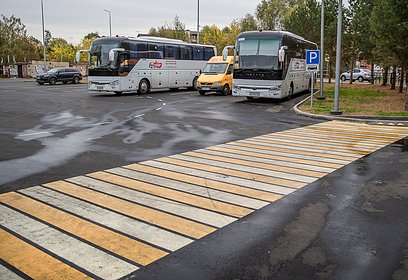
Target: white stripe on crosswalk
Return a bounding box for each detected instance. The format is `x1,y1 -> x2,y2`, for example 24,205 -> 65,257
0,205 -> 137,279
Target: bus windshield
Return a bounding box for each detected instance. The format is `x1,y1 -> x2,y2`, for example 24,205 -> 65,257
89,40 -> 121,68
203,63 -> 228,74
237,38 -> 281,70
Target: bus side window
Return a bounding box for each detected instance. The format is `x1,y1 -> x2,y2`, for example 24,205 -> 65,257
148,43 -> 164,59
204,47 -> 214,61
193,46 -> 204,60
164,44 -> 180,59
180,46 -> 192,60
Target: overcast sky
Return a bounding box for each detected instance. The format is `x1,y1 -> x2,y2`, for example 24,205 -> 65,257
2,0 -> 259,45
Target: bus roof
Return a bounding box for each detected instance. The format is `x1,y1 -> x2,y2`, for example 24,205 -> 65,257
92,36 -> 216,48
237,30 -> 316,46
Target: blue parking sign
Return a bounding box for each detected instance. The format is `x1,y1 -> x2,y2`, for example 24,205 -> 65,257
306,50 -> 320,65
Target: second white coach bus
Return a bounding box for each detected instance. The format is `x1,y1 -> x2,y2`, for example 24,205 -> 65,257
76,36 -> 216,94
223,30 -> 317,100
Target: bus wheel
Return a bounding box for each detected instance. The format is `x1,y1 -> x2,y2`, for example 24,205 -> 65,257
188,77 -> 198,90
222,84 -> 230,95
138,79 -> 150,95
287,84 -> 294,100
199,90 -> 206,96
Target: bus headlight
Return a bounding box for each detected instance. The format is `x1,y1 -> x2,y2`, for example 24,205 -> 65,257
110,80 -> 119,86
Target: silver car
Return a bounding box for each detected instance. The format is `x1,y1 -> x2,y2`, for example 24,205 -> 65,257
340,68 -> 371,82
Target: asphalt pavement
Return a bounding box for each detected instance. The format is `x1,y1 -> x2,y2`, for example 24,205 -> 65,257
1,79 -> 408,280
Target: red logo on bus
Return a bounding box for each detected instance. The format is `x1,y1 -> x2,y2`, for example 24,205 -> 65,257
149,60 -> 163,69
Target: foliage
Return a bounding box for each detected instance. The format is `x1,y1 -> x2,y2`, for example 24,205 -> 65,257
148,15 -> 189,42
0,14 -> 39,62
256,0 -> 303,30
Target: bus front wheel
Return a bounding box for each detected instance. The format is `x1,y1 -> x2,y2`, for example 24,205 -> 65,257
287,84 -> 294,100
138,79 -> 150,95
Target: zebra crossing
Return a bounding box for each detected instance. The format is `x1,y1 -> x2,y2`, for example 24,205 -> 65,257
1,121 -> 408,279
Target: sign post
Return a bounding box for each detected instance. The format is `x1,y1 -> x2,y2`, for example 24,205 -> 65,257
306,50 -> 320,110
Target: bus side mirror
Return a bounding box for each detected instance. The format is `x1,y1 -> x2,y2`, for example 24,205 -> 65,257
278,46 -> 288,63
75,50 -> 89,63
108,48 -> 125,62
222,45 -> 234,61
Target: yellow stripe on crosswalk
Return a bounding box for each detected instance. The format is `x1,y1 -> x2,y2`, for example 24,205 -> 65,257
208,146 -> 343,169
125,163 -> 282,202
0,192 -> 168,266
156,157 -> 305,189
183,151 -> 326,178
44,181 -> 215,239
88,171 -> 252,218
0,228 -> 91,280
231,142 -> 358,162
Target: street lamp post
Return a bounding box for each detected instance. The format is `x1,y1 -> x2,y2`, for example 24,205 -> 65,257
104,9 -> 112,37
331,0 -> 343,115
41,0 -> 47,71
318,0 -> 325,100
197,0 -> 200,44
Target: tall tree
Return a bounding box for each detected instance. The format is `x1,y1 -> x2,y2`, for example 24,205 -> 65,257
239,13 -> 258,32
0,14 -> 39,62
148,15 -> 188,42
256,0 -> 303,30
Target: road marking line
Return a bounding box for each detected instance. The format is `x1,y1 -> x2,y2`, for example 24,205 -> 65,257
69,175 -> 237,228
0,228 -> 92,280
0,204 -> 136,279
46,180 -> 216,239
187,150 -> 327,177
255,136 -> 372,154
124,164 -> 282,202
156,157 -> 305,189
20,186 -> 193,252
87,171 -> 252,218
17,131 -> 53,137
156,107 -> 162,111
141,161 -> 295,195
91,122 -> 111,126
228,143 -> 352,164
108,167 -> 267,209
211,145 -> 342,169
134,114 -> 145,118
171,154 -> 317,183
0,193 -> 167,266
238,140 -> 362,159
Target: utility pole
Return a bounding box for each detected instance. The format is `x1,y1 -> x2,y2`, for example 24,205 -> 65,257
41,0 -> 47,70
197,0 -> 200,44
318,0 -> 325,100
104,9 -> 112,36
331,0 -> 343,115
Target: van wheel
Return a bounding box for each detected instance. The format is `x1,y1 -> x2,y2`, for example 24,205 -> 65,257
138,79 -> 150,94
49,77 -> 56,85
199,90 -> 206,96
188,77 -> 198,90
222,84 -> 230,95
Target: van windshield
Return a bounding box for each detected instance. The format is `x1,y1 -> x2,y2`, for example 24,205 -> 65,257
203,63 -> 228,74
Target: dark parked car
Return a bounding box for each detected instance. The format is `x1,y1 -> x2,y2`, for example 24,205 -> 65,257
36,67 -> 82,85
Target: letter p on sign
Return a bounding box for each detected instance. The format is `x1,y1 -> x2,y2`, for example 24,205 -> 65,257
306,50 -> 320,65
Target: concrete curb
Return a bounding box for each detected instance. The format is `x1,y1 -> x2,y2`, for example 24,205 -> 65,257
293,91 -> 408,124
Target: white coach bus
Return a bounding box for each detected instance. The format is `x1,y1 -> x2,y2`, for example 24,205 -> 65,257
223,30 -> 317,100
76,36 -> 216,95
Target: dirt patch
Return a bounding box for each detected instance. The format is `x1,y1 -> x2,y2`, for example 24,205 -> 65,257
393,248 -> 408,280
302,246 -> 327,266
269,202 -> 330,265
360,171 -> 408,213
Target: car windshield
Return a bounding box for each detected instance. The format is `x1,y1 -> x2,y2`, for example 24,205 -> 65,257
46,68 -> 59,74
89,40 -> 121,68
203,63 -> 228,74
237,38 -> 281,70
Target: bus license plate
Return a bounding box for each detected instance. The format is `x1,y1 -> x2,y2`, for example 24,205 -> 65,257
96,85 -> 103,90
249,92 -> 260,96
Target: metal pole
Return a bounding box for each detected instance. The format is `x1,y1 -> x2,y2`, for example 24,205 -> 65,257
197,0 -> 200,44
104,10 -> 111,36
41,0 -> 47,70
331,0 -> 343,115
310,71 -> 314,109
318,0 -> 325,100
